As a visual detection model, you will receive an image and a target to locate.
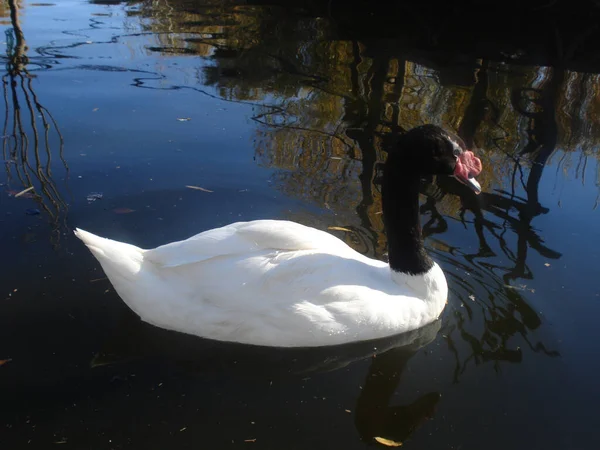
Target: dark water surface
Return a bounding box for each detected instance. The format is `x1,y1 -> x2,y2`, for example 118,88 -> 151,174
1,1 -> 599,449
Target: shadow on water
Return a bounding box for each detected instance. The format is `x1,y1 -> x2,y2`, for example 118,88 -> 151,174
98,315 -> 442,447
10,296 -> 443,447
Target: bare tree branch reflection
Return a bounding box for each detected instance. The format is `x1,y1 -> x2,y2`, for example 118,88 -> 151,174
3,0 -> 69,245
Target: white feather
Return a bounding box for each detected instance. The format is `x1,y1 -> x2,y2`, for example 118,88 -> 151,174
74,220 -> 447,347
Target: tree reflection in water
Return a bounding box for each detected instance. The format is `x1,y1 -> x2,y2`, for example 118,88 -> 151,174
2,0 -> 69,245
99,0 -> 590,381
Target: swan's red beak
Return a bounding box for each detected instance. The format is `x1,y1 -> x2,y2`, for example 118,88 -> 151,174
454,151 -> 482,194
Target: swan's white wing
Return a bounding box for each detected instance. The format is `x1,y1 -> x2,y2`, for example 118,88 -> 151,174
145,220 -> 352,268
75,222 -> 447,347
137,248 -> 425,347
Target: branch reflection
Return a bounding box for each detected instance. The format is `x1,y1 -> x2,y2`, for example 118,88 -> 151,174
2,0 -> 69,245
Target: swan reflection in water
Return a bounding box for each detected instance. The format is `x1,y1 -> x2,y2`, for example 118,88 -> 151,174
92,310 -> 442,446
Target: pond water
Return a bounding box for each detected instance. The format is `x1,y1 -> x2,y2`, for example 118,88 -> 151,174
1,1 -> 599,449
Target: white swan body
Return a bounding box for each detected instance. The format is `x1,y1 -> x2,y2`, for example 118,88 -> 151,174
75,220 -> 448,347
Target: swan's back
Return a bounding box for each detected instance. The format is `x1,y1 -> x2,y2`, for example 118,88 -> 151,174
145,220 -> 354,268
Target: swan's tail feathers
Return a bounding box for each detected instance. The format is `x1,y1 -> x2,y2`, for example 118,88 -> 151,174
74,228 -> 146,281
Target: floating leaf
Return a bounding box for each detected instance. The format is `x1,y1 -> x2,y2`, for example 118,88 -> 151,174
14,186 -> 34,198
186,185 -> 213,193
429,239 -> 451,252
8,189 -> 35,199
176,117 -> 191,122
113,207 -> 135,214
505,284 -> 523,291
328,226 -> 352,232
86,192 -> 103,202
374,437 -> 402,447
89,277 -> 108,283
504,284 -> 535,293
244,439 -> 256,443
544,263 -> 551,267
90,353 -> 114,368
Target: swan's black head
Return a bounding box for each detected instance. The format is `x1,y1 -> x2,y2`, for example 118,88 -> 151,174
386,124 -> 483,193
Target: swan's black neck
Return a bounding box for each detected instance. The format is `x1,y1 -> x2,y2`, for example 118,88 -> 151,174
381,167 -> 433,276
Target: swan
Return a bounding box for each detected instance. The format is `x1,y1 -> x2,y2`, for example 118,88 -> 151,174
75,125 -> 483,347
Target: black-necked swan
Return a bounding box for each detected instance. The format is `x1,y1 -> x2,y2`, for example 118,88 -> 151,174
75,125 -> 483,347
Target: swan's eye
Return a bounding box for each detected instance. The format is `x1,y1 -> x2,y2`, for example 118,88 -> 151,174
446,135 -> 463,157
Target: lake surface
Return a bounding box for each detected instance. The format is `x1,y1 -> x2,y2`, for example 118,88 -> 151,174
1,1 -> 599,449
